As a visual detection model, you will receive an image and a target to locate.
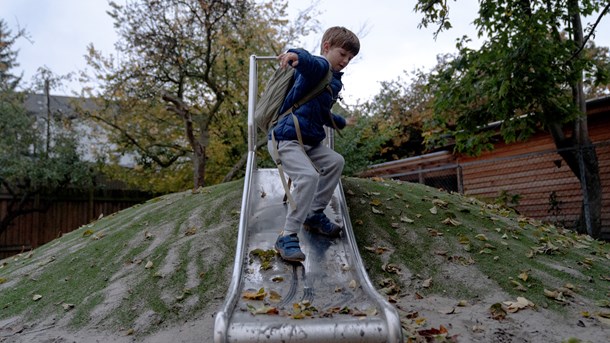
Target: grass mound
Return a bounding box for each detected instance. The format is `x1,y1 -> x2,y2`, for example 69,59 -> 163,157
1,177 -> 609,342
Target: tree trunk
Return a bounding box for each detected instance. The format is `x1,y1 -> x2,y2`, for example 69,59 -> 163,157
548,131 -> 603,238
193,142 -> 206,189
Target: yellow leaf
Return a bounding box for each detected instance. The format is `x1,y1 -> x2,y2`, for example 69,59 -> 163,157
458,235 -> 470,244
518,271 -> 529,282
475,234 -> 488,241
503,297 -> 533,313
268,290 -> 282,303
242,288 -> 266,300
370,199 -> 382,206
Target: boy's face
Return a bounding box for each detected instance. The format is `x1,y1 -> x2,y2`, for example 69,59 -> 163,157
322,42 -> 355,72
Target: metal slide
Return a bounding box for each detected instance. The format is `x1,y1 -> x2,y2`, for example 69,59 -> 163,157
213,55 -> 403,343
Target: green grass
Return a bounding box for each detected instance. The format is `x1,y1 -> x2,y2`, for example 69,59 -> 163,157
343,177 -> 610,313
1,176 -> 608,339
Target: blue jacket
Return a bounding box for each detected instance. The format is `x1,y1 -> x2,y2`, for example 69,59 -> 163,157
270,48 -> 347,146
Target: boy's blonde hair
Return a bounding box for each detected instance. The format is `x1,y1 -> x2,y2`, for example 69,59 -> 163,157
320,26 -> 360,56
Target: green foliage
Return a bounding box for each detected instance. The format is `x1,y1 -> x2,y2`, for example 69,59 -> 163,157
335,113 -> 397,176
0,23 -> 93,234
415,0 -> 610,155
82,0 -> 320,190
363,67 -> 440,160
0,19 -> 24,91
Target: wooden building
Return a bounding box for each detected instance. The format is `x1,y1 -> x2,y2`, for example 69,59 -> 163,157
361,96 -> 610,238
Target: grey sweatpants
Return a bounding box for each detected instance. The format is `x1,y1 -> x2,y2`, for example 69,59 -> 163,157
268,139 -> 344,235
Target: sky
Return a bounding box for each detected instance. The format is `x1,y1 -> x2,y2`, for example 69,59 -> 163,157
2,0 -> 610,105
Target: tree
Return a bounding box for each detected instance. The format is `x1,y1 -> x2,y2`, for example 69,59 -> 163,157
363,54 -> 454,161
414,0 -> 610,238
334,104 -> 397,176
82,0 -> 319,191
0,20 -> 93,236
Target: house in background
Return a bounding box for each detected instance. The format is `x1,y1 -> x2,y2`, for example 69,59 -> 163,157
0,94 -> 149,259
361,96 -> 610,239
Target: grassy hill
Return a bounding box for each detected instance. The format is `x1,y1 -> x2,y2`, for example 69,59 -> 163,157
1,177 -> 609,342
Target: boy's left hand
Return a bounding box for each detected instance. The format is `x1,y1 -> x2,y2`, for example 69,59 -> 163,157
278,52 -> 299,69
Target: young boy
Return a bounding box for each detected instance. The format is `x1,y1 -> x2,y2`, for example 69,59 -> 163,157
269,26 -> 360,262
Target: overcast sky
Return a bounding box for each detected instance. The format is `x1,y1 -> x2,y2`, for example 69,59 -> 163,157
2,0 -> 609,105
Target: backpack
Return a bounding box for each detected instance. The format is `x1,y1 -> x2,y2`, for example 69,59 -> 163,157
254,66 -> 332,133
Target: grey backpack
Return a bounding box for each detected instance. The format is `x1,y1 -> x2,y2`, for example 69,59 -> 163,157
254,66 -> 332,133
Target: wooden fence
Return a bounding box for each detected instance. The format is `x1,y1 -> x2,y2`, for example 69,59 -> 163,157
0,189 -> 155,259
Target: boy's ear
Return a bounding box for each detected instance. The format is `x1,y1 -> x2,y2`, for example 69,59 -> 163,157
321,41 -> 331,54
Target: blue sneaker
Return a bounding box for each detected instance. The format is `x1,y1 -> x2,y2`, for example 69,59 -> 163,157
275,233 -> 305,262
304,210 -> 342,238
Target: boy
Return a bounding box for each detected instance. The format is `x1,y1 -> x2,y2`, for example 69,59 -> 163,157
269,26 -> 360,262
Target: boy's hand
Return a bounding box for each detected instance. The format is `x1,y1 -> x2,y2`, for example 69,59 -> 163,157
278,52 -> 299,69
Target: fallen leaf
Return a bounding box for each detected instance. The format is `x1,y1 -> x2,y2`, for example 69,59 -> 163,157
503,297 -> 534,313
371,207 -> 384,214
242,288 -> 266,300
442,218 -> 461,226
422,278 -> 432,288
511,280 -> 528,292
428,228 -> 443,237
32,294 -> 42,301
349,280 -> 358,289
144,261 -> 153,269
418,325 -> 448,338
475,234 -> 488,241
247,304 -> 279,315
429,206 -> 438,215
364,246 -> 389,254
432,199 -> 448,208
518,271 -> 529,282
400,216 -> 414,223
544,289 -> 567,303
457,300 -> 468,307
268,290 -> 281,303
490,303 -> 507,320
370,199 -> 382,206
382,263 -> 402,274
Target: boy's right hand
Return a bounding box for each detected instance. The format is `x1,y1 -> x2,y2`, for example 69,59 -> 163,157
278,52 -> 299,69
